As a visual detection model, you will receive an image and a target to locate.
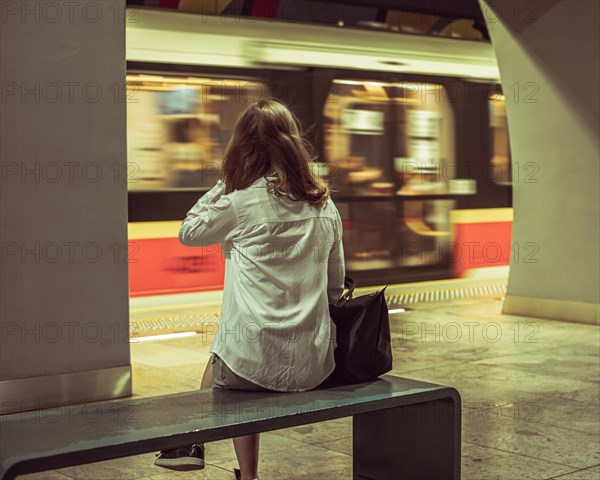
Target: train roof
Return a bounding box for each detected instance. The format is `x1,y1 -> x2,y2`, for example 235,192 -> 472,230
126,7 -> 501,82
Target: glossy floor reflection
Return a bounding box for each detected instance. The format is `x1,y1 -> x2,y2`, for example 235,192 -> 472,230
19,296 -> 600,480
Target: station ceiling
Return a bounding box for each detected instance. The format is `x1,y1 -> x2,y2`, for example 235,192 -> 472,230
126,0 -> 484,20
317,0 -> 484,20
125,0 -> 489,39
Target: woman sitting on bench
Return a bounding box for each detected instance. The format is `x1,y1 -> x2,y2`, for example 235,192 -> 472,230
154,98 -> 345,480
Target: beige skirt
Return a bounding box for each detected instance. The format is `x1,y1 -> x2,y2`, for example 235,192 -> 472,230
210,353 -> 273,392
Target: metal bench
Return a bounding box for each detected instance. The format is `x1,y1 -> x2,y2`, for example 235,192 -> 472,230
0,375 -> 461,480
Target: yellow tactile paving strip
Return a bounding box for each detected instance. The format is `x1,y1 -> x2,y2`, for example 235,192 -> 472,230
130,277 -> 508,337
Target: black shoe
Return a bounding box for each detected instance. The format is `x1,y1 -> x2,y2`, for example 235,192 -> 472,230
234,468 -> 260,479
154,443 -> 205,470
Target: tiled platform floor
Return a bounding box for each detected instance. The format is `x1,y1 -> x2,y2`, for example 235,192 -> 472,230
20,296 -> 600,479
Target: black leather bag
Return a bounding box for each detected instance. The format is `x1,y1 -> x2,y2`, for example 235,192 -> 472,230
329,276 -> 393,384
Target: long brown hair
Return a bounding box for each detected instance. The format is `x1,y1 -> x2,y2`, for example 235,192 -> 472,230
221,99 -> 328,207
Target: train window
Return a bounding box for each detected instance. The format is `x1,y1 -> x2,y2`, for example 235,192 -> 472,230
323,80 -> 395,196
323,80 -> 456,196
324,80 -> 457,272
126,74 -> 269,190
394,83 -> 456,195
489,93 -> 512,185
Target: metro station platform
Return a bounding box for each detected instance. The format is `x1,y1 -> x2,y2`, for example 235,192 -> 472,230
18,278 -> 600,480
2,1 -> 599,479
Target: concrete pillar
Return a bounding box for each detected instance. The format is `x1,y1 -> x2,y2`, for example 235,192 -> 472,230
0,0 -> 131,414
479,0 -> 599,324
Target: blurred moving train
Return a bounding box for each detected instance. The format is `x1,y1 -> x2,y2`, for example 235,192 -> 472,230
125,7 -> 514,297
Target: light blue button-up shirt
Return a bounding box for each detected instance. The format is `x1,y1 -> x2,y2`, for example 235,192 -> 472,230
179,177 -> 345,391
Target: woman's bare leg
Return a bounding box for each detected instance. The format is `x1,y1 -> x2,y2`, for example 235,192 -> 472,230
204,356 -> 260,480
233,435 -> 260,480
200,357 -> 214,389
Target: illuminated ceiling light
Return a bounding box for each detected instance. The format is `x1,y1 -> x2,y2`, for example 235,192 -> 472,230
362,84 -> 389,99
334,79 -> 368,86
130,331 -> 199,343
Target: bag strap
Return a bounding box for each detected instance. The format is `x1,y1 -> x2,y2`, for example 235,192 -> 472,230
341,276 -> 356,301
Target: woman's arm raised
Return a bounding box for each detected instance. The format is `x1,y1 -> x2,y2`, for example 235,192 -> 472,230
178,180 -> 238,247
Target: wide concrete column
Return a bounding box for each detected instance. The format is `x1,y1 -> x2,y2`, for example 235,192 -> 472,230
479,0 -> 599,324
0,1 -> 131,413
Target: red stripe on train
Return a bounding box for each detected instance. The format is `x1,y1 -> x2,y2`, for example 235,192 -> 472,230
452,221 -> 512,277
129,238 -> 225,297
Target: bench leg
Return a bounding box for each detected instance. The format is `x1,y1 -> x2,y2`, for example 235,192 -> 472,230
353,397 -> 460,480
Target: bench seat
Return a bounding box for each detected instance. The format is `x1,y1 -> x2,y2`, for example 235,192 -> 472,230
0,374 -> 461,480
